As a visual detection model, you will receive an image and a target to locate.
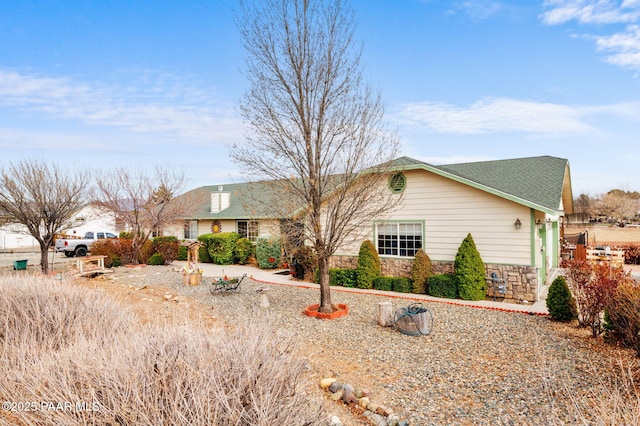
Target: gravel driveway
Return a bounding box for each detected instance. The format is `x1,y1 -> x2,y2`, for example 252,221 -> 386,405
105,265 -> 626,425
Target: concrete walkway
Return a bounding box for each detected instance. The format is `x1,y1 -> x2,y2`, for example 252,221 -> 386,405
176,261 -> 550,316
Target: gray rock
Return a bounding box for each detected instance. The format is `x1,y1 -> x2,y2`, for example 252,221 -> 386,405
328,381 -> 343,393
328,415 -> 342,426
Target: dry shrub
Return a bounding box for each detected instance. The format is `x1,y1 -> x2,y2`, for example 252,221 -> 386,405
0,275 -> 325,425
607,282 -> 640,357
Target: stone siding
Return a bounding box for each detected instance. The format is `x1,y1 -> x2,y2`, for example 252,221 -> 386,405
329,255 -> 539,302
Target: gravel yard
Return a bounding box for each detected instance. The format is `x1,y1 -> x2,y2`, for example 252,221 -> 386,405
100,265 -> 632,425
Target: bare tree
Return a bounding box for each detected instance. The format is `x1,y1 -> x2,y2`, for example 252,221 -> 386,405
595,190 -> 639,223
233,0 -> 400,313
0,160 -> 90,273
93,167 -> 190,264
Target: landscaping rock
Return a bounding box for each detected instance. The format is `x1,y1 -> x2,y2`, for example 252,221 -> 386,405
328,381 -> 343,393
330,389 -> 344,401
320,378 -> 337,389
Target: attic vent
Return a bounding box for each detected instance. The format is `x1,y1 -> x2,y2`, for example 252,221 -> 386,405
389,173 -> 406,193
211,192 -> 230,213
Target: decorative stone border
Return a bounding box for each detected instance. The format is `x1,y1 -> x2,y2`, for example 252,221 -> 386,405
304,303 -> 349,319
320,377 -> 409,426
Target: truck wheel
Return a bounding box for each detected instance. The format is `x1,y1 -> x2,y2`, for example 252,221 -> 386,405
75,247 -> 88,257
64,251 -> 74,258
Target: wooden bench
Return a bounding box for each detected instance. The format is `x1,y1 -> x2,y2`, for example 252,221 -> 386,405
75,255 -> 109,276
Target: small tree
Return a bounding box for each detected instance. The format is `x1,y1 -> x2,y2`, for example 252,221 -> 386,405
564,259 -> 633,337
356,240 -> 380,289
546,276 -> 577,322
93,167 -> 191,265
410,249 -> 432,294
0,160 -> 89,273
454,233 -> 486,301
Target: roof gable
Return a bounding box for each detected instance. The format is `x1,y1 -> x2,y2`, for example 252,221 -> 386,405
388,155 -> 571,214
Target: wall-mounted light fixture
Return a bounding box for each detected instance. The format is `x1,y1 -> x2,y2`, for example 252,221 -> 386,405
514,218 -> 522,230
536,219 -> 544,229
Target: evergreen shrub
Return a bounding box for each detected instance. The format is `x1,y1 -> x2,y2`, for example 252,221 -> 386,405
147,253 -> 164,265
329,268 -> 357,287
197,234 -> 213,263
410,249 -> 432,294
356,240 -> 380,289
177,245 -> 188,261
207,232 -> 240,265
234,238 -> 254,265
546,276 -> 577,322
153,236 -> 179,264
428,274 -> 457,299
256,238 -> 281,269
392,277 -> 412,293
454,233 -> 486,301
372,277 -> 393,291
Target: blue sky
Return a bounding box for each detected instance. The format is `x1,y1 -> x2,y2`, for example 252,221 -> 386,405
1,0 -> 640,196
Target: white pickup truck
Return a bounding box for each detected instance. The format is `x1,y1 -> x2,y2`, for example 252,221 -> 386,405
55,231 -> 118,257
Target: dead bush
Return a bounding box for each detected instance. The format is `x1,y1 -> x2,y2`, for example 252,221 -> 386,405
0,275 -> 325,425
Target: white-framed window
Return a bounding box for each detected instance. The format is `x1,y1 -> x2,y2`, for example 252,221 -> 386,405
237,220 -> 259,242
376,221 -> 423,257
183,221 -> 198,240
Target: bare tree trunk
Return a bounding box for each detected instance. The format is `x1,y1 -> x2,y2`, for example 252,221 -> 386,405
39,242 -> 49,275
317,254 -> 333,313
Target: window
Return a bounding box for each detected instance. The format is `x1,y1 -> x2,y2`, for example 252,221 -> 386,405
376,222 -> 423,257
183,221 -> 198,240
237,220 -> 259,242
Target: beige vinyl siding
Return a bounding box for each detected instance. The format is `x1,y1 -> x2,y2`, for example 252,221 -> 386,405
334,169 -> 533,266
390,170 -> 531,265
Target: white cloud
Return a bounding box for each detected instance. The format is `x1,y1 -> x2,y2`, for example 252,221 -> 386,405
541,0 -> 640,25
541,1 -> 640,71
0,68 -> 245,143
454,1 -> 504,21
392,98 -> 603,136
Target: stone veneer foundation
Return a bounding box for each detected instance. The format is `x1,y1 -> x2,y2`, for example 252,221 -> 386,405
329,255 -> 539,302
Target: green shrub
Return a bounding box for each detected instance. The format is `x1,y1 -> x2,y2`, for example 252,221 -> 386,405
235,238 -> 254,265
329,268 -> 357,287
356,240 -> 380,289
256,238 -> 281,269
119,231 -> 133,239
546,276 -> 577,322
138,240 -> 155,264
373,277 -> 394,291
153,236 -> 179,264
207,232 -> 240,265
393,277 -> 412,293
177,245 -> 188,261
454,233 -> 486,301
428,274 -> 457,299
147,253 -> 165,266
197,234 -> 213,263
410,249 -> 432,294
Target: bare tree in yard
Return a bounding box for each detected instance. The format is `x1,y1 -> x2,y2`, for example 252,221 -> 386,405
233,0 -> 400,313
595,190 -> 639,223
0,160 -> 89,274
93,167 -> 190,264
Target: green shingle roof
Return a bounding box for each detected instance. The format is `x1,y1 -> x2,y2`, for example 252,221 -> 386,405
181,181 -> 292,220
183,155 -> 572,220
